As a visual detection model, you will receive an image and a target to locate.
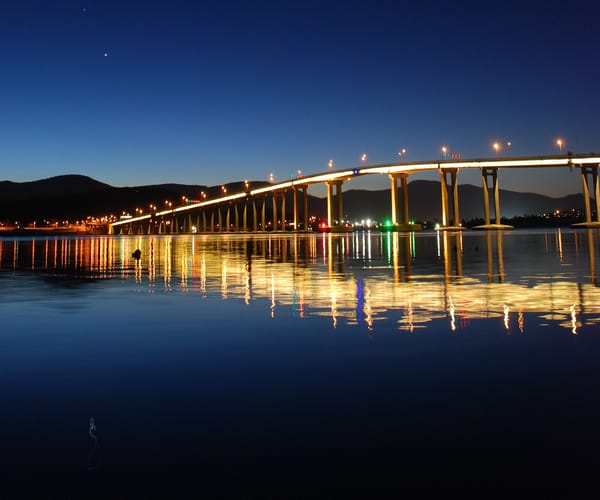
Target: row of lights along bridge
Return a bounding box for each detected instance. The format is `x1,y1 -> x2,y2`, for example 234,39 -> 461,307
130,137 -> 568,215
268,137 -> 567,183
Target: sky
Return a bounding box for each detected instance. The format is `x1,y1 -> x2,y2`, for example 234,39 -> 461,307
0,0 -> 599,197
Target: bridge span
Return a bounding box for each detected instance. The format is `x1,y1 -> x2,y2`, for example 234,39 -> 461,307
109,153 -> 600,235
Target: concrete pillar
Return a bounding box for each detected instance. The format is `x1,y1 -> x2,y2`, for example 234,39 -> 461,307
400,175 -> 409,226
439,171 -> 449,227
476,168 -> 512,229
261,197 -> 266,231
580,165 -> 600,225
389,175 -> 399,225
452,170 -> 460,226
272,192 -> 278,231
440,169 -> 460,228
281,191 -> 286,232
326,183 -> 334,227
303,186 -> 309,231
335,182 -> 343,225
293,187 -> 298,230
493,169 -> 501,225
481,169 -> 492,226
252,199 -> 258,232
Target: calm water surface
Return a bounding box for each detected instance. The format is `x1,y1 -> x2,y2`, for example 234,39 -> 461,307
2,229 -> 600,495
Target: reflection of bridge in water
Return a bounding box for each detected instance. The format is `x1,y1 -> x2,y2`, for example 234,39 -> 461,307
1,230 -> 600,334
109,154 -> 600,235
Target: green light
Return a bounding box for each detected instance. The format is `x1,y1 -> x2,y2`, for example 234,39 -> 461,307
384,219 -> 392,227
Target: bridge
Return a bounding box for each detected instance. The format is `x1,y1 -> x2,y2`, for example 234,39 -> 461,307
109,153 -> 600,234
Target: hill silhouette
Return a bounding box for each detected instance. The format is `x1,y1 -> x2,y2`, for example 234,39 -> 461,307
0,174 -> 586,224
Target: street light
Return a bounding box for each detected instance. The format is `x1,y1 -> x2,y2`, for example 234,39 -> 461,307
269,173 -> 274,183
492,142 -> 501,156
361,153 -> 367,166
556,138 -> 564,152
441,146 -> 447,159
398,148 -> 407,158
328,159 -> 334,169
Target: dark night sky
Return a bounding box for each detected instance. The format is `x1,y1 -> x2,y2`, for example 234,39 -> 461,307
1,0 -> 599,196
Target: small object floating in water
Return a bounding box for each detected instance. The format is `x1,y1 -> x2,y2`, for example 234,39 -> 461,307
132,249 -> 141,259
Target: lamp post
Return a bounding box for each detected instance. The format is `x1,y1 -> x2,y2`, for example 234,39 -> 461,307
361,153 -> 367,167
398,148 -> 407,158
556,138 -> 564,152
328,159 -> 334,169
493,142 -> 501,156
441,146 -> 447,160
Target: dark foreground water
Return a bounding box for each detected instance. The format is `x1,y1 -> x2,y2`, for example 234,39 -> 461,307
2,229 -> 600,497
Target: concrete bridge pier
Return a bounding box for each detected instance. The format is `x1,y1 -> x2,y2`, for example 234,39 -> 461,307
292,185 -> 309,231
242,202 -> 248,231
272,192 -> 278,231
225,206 -> 231,232
261,196 -> 267,231
473,168 -> 513,230
280,191 -> 286,231
573,165 -> 600,228
389,174 -> 421,231
438,169 -> 464,230
326,181 -> 349,231
234,204 -> 240,231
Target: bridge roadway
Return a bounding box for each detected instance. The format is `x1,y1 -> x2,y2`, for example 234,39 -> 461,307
109,153 -> 600,234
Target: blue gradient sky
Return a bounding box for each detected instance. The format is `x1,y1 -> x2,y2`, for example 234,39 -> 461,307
1,0 -> 598,196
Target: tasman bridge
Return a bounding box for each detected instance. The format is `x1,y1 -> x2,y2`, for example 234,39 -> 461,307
109,153 -> 600,235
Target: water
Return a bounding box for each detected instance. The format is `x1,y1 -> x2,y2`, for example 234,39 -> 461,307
1,229 -> 600,496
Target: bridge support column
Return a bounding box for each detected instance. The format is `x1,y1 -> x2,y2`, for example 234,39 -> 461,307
281,191 -> 286,232
326,182 -> 334,228
272,193 -> 278,231
390,175 -> 399,224
217,208 -> 223,232
573,165 -> 600,228
226,207 -> 231,232
242,203 -> 248,231
473,168 -> 513,230
388,174 -> 419,231
234,205 -> 239,231
293,187 -> 298,230
325,181 -> 347,231
438,169 -> 463,230
336,182 -> 343,226
303,186 -> 309,231
261,197 -> 266,231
